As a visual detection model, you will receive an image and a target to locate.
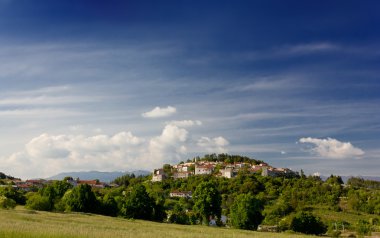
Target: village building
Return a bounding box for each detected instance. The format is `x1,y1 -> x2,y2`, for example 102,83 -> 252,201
169,191 -> 192,198
220,167 -> 238,178
77,180 -> 108,188
262,167 -> 296,177
152,169 -> 167,182
194,164 -> 214,175
173,171 -> 192,179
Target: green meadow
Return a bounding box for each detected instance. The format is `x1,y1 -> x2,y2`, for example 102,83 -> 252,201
0,207 -> 312,238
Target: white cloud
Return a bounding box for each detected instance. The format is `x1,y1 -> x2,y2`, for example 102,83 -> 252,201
167,120 -> 202,127
1,131 -> 145,178
142,106 -> 176,118
0,119 -> 225,179
197,136 -> 229,153
299,137 -> 365,159
148,124 -> 189,166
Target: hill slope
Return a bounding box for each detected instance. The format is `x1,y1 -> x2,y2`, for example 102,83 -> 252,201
0,207 -> 313,238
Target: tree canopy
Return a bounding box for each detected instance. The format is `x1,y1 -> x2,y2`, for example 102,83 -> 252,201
193,181 -> 221,224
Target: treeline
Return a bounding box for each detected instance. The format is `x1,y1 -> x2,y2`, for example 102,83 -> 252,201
347,177 -> 380,190
188,153 -> 263,165
0,155 -> 379,237
0,172 -> 17,181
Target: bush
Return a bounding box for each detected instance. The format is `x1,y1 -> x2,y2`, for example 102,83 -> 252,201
356,219 -> 371,238
290,211 -> 327,235
0,186 -> 26,205
278,216 -> 293,231
0,195 -> 16,209
53,199 -> 67,212
327,228 -> 341,238
168,211 -> 189,224
26,194 -> 51,211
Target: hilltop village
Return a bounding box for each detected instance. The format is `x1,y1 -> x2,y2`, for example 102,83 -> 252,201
152,154 -> 297,182
1,154 -> 380,237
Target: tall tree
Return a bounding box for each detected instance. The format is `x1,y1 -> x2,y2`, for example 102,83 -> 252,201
230,193 -> 263,230
121,184 -> 154,220
193,181 -> 221,224
64,184 -> 98,213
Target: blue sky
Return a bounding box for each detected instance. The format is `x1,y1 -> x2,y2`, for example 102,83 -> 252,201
0,0 -> 379,179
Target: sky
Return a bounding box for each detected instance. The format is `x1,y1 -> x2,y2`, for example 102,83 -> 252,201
0,0 -> 379,179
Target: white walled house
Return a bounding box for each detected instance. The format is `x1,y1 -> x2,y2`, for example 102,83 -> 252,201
152,169 -> 167,182
195,164 -> 213,175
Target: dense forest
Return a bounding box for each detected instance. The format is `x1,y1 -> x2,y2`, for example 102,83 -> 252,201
0,154 -> 379,237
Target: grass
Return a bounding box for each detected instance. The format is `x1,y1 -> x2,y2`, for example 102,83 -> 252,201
310,205 -> 379,227
0,207 -> 314,238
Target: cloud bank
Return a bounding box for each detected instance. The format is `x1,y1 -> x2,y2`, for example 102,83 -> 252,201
299,137 -> 364,159
142,106 -> 176,118
0,119 -> 229,179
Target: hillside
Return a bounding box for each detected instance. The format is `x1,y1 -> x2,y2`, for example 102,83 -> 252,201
1,154 -> 379,237
0,207 -> 313,238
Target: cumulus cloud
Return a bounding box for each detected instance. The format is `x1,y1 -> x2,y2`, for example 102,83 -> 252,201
142,106 -> 176,118
148,124 -> 189,166
197,136 -> 229,153
0,118 -> 226,179
1,132 -> 145,178
299,137 -> 365,159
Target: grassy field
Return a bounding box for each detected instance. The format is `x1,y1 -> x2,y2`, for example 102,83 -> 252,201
0,207 -> 313,238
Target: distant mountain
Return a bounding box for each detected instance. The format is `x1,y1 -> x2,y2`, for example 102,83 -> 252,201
46,170 -> 151,182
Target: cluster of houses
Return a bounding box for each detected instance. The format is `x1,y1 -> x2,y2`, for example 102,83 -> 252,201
152,160 -> 296,182
1,178 -> 111,192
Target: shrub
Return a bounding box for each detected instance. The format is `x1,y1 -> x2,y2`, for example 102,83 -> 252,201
0,195 -> 16,209
26,194 -> 51,211
290,211 -> 327,235
356,219 -> 371,238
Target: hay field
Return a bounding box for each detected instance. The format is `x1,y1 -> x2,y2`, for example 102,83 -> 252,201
0,207 -> 312,238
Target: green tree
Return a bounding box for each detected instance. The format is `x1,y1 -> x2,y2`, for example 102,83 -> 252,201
0,186 -> 26,205
121,184 -> 154,220
64,184 -> 98,213
230,193 -> 263,230
0,195 -> 16,209
193,181 -> 221,224
326,175 -> 344,185
168,203 -> 189,224
25,193 -> 51,211
99,194 -> 119,217
290,211 -> 327,235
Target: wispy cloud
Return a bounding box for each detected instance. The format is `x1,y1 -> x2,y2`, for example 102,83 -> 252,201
167,120 -> 202,127
285,42 -> 339,54
0,108 -> 84,118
